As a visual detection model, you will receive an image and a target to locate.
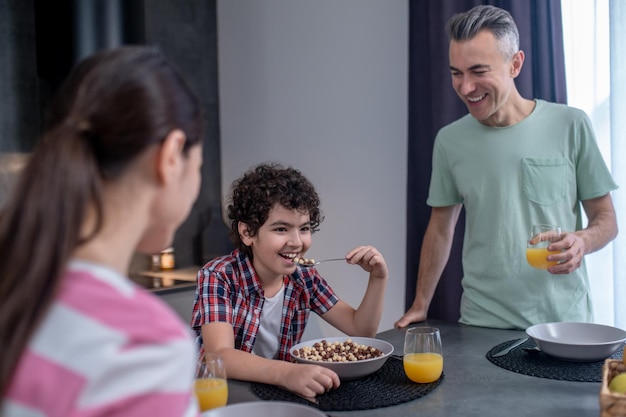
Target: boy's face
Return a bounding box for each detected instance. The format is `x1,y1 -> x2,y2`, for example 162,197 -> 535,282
240,204 -> 312,283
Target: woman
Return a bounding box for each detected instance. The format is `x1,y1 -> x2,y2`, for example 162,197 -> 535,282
0,46 -> 204,417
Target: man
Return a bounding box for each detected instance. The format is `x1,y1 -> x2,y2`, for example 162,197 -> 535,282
395,5 -> 618,330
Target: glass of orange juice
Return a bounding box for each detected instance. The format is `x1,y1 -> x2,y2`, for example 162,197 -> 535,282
526,224 -> 561,270
403,327 -> 443,383
194,353 -> 228,411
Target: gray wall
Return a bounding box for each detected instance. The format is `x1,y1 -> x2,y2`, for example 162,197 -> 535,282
217,0 -> 408,338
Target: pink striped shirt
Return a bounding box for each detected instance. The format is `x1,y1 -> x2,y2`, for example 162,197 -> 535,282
2,261 -> 200,417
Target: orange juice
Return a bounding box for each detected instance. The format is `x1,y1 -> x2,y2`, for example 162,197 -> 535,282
526,247 -> 559,270
194,378 -> 228,411
403,352 -> 443,383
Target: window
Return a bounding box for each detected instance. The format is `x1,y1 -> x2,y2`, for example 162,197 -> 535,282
561,0 -> 625,327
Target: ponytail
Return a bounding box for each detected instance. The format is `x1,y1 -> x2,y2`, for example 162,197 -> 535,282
0,125 -> 101,396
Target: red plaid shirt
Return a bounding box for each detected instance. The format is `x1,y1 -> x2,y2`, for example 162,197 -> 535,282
191,249 -> 339,361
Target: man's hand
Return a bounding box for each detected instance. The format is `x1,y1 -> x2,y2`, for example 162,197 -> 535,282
546,231 -> 585,274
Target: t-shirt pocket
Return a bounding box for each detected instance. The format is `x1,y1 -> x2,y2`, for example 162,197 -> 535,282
522,157 -> 567,206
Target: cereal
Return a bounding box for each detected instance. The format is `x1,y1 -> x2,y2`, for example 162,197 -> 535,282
292,339 -> 384,362
293,257 -> 315,266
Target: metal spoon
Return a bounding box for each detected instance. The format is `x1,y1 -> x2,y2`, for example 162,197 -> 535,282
293,257 -> 345,266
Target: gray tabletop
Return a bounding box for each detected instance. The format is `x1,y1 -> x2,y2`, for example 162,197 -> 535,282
225,320 -> 602,417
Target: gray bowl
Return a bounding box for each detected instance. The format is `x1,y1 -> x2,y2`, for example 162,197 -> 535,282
201,401 -> 325,417
526,322 -> 626,362
289,336 -> 394,380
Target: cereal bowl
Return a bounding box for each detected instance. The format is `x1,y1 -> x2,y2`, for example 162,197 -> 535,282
289,336 -> 394,380
526,322 -> 626,362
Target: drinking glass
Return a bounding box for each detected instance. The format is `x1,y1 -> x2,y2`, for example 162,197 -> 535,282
526,224 -> 561,270
194,353 -> 228,411
403,327 -> 443,383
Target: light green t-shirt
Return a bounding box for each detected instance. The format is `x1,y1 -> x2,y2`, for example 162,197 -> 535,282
428,99 -> 618,329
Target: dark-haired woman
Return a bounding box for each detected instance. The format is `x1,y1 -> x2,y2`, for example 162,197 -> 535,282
0,46 -> 204,417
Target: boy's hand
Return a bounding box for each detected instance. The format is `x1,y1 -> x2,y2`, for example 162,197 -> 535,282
346,245 -> 388,279
280,363 -> 340,398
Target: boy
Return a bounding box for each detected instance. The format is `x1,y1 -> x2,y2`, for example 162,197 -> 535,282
191,163 -> 389,398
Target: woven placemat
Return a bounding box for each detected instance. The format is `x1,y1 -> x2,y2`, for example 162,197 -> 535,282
250,357 -> 443,411
486,338 -> 624,382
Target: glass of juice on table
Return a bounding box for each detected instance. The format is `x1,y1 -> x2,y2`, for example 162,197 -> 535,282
194,353 -> 228,411
403,327 -> 443,383
526,224 -> 561,270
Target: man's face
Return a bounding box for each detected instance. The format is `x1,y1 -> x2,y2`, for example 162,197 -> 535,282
449,30 -> 523,127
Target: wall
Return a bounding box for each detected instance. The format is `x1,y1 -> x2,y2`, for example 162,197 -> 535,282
217,0 -> 408,338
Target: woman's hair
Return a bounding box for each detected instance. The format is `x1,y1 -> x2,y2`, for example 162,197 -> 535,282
446,5 -> 520,61
227,163 -> 323,258
0,45 -> 202,396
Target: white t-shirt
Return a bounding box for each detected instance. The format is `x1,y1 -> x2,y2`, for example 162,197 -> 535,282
252,284 -> 285,359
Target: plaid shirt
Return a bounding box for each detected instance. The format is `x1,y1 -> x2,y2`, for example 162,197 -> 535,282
191,249 -> 339,361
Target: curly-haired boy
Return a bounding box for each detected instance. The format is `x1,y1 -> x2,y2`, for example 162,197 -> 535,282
191,163 -> 389,398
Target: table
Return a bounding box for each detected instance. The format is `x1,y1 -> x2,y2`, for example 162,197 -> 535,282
225,320 -> 603,417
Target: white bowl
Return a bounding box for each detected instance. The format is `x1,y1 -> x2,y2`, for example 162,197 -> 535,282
289,336 -> 394,380
201,401 -> 325,417
526,322 -> 626,362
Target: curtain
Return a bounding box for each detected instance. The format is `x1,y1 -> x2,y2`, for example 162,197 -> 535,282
406,0 -> 566,321
609,0 -> 625,328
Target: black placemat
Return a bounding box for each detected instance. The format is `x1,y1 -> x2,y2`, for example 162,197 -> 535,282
486,338 -> 624,382
250,357 -> 443,411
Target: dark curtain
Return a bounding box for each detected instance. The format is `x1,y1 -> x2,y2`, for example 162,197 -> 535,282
24,0 -> 226,268
405,0 -> 567,322
34,0 -> 145,99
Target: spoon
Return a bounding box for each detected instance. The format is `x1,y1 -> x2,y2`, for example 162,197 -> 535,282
293,257 -> 346,266
492,337 -> 529,357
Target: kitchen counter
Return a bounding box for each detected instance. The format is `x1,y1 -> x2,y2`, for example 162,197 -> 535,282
131,266 -> 200,322
224,320 -> 603,417
138,265 -> 201,287
133,266 -> 199,289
